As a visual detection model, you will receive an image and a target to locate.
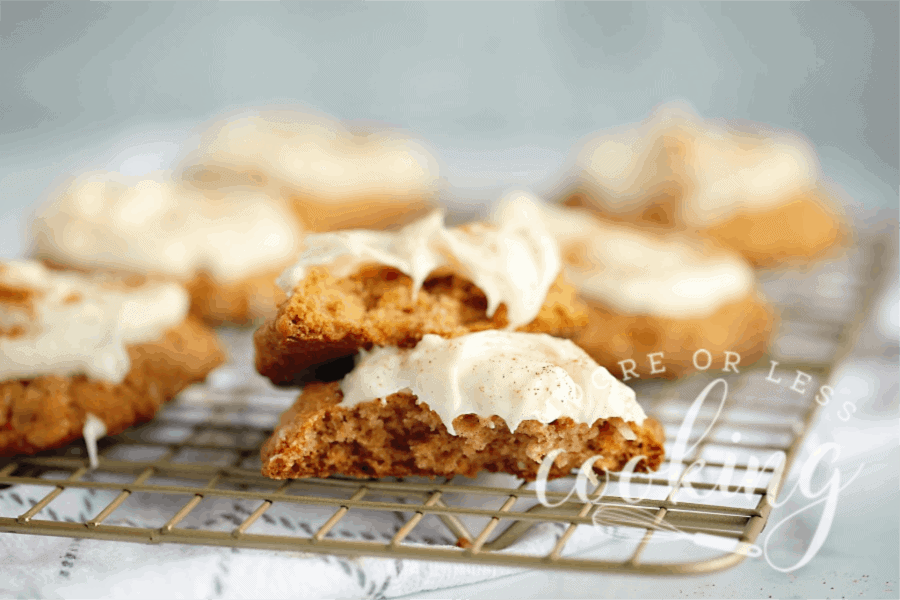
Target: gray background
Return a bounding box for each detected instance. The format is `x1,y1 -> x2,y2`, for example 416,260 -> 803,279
0,1 -> 898,256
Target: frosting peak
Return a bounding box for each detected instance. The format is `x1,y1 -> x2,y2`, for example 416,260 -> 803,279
339,331 -> 646,435
277,206 -> 561,329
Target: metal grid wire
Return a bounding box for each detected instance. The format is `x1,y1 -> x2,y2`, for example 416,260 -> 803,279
0,235 -> 887,575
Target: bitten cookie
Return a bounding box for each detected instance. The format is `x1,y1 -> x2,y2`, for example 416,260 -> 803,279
261,331 -> 665,481
31,170 -> 302,325
494,193 -> 775,379
0,261 -> 225,456
254,207 -> 588,385
177,107 -> 443,232
557,103 -> 849,268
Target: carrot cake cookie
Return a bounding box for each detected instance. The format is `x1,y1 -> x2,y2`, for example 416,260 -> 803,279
177,107 -> 444,232
262,331 -> 665,480
31,170 -> 302,325
0,260 -> 224,457
255,206 -> 587,385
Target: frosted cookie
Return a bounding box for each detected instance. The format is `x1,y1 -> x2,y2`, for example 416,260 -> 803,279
177,108 -> 443,232
494,193 -> 775,379
31,170 -> 303,325
0,261 -> 224,456
255,207 -> 588,385
559,103 -> 848,268
262,331 -> 665,480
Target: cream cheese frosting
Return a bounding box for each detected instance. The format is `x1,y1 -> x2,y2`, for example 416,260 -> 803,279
493,191 -> 754,319
339,331 -> 646,436
277,206 -> 561,329
572,103 -> 820,226
32,170 -> 301,284
0,260 -> 189,383
180,109 -> 442,201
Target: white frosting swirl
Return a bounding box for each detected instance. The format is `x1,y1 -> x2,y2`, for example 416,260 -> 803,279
573,103 -> 820,226
180,109 -> 442,201
277,207 -> 561,329
32,170 -> 302,283
340,331 -> 646,435
0,260 -> 189,383
493,191 -> 754,319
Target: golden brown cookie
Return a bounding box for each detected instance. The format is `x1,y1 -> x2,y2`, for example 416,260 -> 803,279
0,318 -> 224,456
261,381 -> 665,481
177,108 -> 443,232
0,261 -> 225,456
557,103 -> 850,267
255,265 -> 588,385
256,205 -> 581,384
31,170 -> 303,326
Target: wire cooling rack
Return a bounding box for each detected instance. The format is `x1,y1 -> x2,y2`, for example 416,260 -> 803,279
0,235 -> 887,575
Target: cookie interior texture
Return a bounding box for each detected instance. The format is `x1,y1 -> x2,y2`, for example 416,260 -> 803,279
0,317 -> 225,456
261,382 -> 665,481
575,292 -> 776,379
254,265 -> 589,385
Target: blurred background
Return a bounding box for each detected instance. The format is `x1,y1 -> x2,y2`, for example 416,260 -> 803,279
1,1 -> 897,256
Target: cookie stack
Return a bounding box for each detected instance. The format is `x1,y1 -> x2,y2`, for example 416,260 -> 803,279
255,204 -> 665,480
